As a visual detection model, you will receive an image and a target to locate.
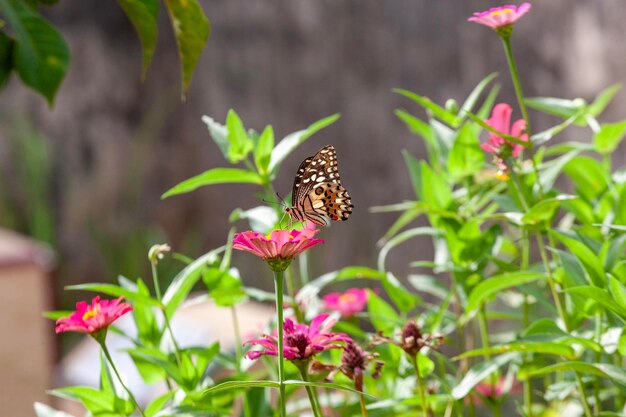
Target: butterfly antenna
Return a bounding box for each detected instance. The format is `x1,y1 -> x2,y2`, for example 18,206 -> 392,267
276,192 -> 288,207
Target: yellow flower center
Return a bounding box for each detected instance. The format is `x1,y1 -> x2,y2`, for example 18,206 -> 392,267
495,170 -> 510,181
82,306 -> 100,321
339,293 -> 358,304
490,8 -> 514,16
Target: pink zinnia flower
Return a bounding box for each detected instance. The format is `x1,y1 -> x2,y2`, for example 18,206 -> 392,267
468,3 -> 532,29
233,227 -> 323,272
244,313 -> 351,361
323,288 -> 369,317
55,296 -> 132,335
482,103 -> 528,158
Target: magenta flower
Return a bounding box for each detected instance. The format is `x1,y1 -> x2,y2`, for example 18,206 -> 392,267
323,288 -> 369,317
468,3 -> 532,29
338,342 -> 384,392
482,103 -> 528,158
55,296 -> 132,335
244,313 -> 351,361
233,227 -> 323,272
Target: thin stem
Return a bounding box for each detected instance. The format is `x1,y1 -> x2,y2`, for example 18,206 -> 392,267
411,354 -> 429,417
100,341 -> 147,417
299,368 -> 324,417
299,252 -> 310,285
521,229 -> 533,417
274,271 -> 287,417
593,311 -> 603,414
478,305 -> 499,390
359,393 -> 368,417
231,306 -> 251,417
575,373 -> 593,417
535,233 -> 567,330
151,261 -> 182,367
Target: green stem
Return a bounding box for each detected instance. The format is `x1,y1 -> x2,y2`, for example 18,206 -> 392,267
521,230 -> 533,417
99,341 -> 147,417
478,305 -> 499,390
151,262 -> 182,367
299,368 -> 324,417
231,306 -> 251,417
534,233 -> 567,330
575,373 -> 593,417
411,354 -> 429,417
274,271 -> 287,417
501,37 -> 544,197
593,311 -> 603,414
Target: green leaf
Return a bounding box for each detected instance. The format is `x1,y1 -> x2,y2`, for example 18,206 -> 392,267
268,114 -> 340,175
522,195 -> 576,225
463,272 -> 545,322
402,150 -> 422,199
203,380 -> 280,395
588,84 -> 622,117
522,318 -> 602,352
163,249 -> 222,317
0,0 -> 69,104
284,380 -> 376,400
377,227 -> 440,272
459,72 -> 498,120
395,110 -> 440,167
394,88 -> 460,127
204,268 -> 248,307
65,283 -> 161,307
201,115 -> 229,160
225,109 -> 254,163
609,276 -> 626,312
564,286 -> 626,322
145,392 -> 176,417
368,290 -> 401,334
381,272 -> 421,312
48,386 -> 134,416
162,168 -> 263,198
446,123 -> 485,180
117,0 -> 159,77
527,362 -> 626,387
0,30 -> 13,89
229,206 -> 278,234
127,348 -> 181,385
163,0 -> 209,98
593,121 -> 626,154
525,96 -> 586,119
34,402 -> 76,417
420,161 -> 452,209
254,125 -> 274,175
554,231 -> 605,287
455,342 -> 576,361
563,156 -> 610,202
451,353 -> 518,399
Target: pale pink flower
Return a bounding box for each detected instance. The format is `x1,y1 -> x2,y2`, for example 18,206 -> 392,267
55,296 -> 132,334
323,288 -> 369,317
468,3 -> 532,29
482,103 -> 528,158
244,313 -> 351,361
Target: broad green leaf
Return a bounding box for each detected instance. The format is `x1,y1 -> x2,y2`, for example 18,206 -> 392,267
201,115 -> 229,159
48,386 -> 134,416
451,353 -> 518,399
0,30 -> 13,89
463,272 -> 544,322
522,195 -> 576,225
395,110 -> 440,167
203,380 -> 280,395
416,352 -> 435,377
527,362 -> 626,387
554,231 -> 605,287
563,156 -> 609,202
268,114 -> 340,175
522,318 -> 602,352
254,125 -> 274,175
588,84 -> 622,117
162,168 -> 263,198
164,0 -> 210,98
538,148 -> 584,191
525,96 -> 585,119
394,88 -> 460,127
446,123 -> 485,180
65,282 -> 161,307
408,274 -> 448,299
368,290 -> 401,333
204,268 -> 247,307
117,0 -> 158,77
0,0 -> 69,104
145,392 -> 176,417
593,121 -> 626,154
420,161 -> 452,209
476,83 -> 501,119
284,380 -> 376,399
381,272 -> 421,312
402,150 -> 422,199
225,109 -> 253,163
609,276 -> 626,312
163,249 -> 222,317
127,348 -> 181,385
34,402 -> 76,417
564,286 -> 626,322
455,342 -> 576,360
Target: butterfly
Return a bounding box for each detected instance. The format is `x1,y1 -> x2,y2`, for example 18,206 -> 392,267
285,145 -> 353,226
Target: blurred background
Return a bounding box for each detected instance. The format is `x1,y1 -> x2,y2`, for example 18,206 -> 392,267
1,0 -> 626,415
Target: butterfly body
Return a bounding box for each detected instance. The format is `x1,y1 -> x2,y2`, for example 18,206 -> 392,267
285,145 -> 353,226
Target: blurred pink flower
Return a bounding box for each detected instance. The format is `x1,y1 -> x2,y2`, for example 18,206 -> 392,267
55,296 -> 132,335
244,313 -> 351,361
339,341 -> 384,392
468,3 -> 532,29
323,288 -> 369,317
482,103 -> 528,158
233,227 -> 323,271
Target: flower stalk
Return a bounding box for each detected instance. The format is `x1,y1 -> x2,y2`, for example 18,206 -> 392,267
274,270 -> 287,417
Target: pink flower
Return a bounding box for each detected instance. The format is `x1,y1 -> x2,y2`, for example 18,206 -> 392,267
468,3 -> 532,29
482,103 -> 528,158
323,288 -> 369,317
339,342 -> 384,392
244,313 -> 351,361
55,296 -> 132,335
233,227 -> 323,271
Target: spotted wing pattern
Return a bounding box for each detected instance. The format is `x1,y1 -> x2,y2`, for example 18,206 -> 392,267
288,145 -> 353,226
